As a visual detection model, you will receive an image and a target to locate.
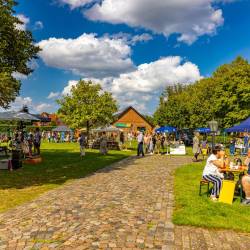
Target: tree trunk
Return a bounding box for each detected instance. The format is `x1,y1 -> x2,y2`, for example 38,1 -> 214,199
86,120 -> 90,145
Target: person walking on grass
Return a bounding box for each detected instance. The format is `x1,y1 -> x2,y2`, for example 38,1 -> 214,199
193,132 -> 200,162
78,133 -> 86,158
100,132 -> 108,155
34,128 -> 41,155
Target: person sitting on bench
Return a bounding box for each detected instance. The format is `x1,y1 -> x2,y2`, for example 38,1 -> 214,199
202,146 -> 228,201
242,149 -> 250,205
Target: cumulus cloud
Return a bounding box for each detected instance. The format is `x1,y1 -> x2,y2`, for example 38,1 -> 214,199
62,80 -> 79,95
47,92 -> 61,99
59,56 -> 201,112
15,14 -> 30,31
35,103 -> 53,112
83,0 -> 224,44
110,56 -> 201,94
10,97 -> 33,111
6,97 -> 54,113
38,33 -> 134,78
106,56 -> 201,111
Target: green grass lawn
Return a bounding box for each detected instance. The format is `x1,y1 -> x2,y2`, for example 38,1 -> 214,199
173,161 -> 250,232
0,142 -> 135,213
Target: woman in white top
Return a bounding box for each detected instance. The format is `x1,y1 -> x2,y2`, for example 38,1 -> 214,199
202,146 -> 227,201
242,149 -> 250,205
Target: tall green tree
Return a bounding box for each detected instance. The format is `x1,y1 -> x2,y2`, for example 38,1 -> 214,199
57,80 -> 118,137
154,57 -> 250,129
0,0 -> 40,108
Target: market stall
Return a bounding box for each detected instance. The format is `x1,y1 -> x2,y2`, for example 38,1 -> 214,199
226,117 -> 250,155
0,109 -> 41,170
90,126 -> 121,150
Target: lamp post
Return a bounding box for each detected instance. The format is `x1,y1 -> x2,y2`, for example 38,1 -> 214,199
208,120 -> 218,150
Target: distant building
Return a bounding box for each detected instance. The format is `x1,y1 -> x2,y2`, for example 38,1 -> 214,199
33,112 -> 64,127
112,106 -> 154,133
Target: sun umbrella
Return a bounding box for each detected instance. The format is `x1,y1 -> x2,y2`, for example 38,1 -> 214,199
0,111 -> 40,121
195,127 -> 211,133
92,126 -> 121,133
155,126 -> 177,133
226,117 -> 250,133
52,125 -> 72,132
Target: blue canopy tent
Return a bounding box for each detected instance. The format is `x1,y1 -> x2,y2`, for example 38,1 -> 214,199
195,127 -> 211,133
155,126 -> 177,133
226,117 -> 250,133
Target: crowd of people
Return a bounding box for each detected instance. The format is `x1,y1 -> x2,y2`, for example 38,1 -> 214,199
0,128 -> 42,158
192,132 -> 250,162
229,133 -> 250,155
136,131 -> 181,157
1,126 -> 250,206
41,131 -> 73,143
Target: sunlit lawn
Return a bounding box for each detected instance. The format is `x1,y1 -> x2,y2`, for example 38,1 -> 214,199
173,161 -> 250,232
0,142 -> 135,213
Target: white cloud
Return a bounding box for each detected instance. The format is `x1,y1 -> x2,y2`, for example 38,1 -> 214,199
84,0 -> 225,44
62,80 -> 79,96
59,56 -> 201,112
34,21 -> 44,30
110,56 -> 201,94
105,32 -> 153,46
35,103 -> 53,113
47,92 -> 61,99
106,56 -> 201,111
7,97 -> 54,113
10,97 -> 33,111
38,33 -> 134,78
12,72 -> 28,80
130,33 -> 153,45
15,14 -> 30,31
57,0 -> 94,9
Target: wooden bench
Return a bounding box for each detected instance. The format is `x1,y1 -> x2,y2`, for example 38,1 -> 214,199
199,179 -> 211,196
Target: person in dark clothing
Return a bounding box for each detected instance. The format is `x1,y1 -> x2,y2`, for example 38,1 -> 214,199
34,128 -> 41,155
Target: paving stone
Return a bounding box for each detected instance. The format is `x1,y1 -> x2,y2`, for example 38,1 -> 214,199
0,155 -> 249,249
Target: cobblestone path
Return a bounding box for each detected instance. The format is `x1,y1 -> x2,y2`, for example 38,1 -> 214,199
0,155 -> 250,250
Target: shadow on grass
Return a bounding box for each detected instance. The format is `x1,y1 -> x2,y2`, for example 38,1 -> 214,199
0,149 -> 135,190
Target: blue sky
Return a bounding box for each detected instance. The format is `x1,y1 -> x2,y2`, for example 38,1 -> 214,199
13,0 -> 250,114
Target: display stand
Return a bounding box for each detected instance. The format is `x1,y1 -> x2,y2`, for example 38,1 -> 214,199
170,145 -> 186,155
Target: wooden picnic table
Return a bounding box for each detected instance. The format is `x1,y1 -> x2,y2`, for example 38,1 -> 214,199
221,167 -> 246,174
221,167 -> 247,181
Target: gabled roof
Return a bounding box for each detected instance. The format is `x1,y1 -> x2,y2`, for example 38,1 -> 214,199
113,106 -> 154,128
32,114 -> 51,122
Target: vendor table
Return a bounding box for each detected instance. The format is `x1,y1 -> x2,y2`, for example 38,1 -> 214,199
90,140 -> 120,150
221,167 -> 246,176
